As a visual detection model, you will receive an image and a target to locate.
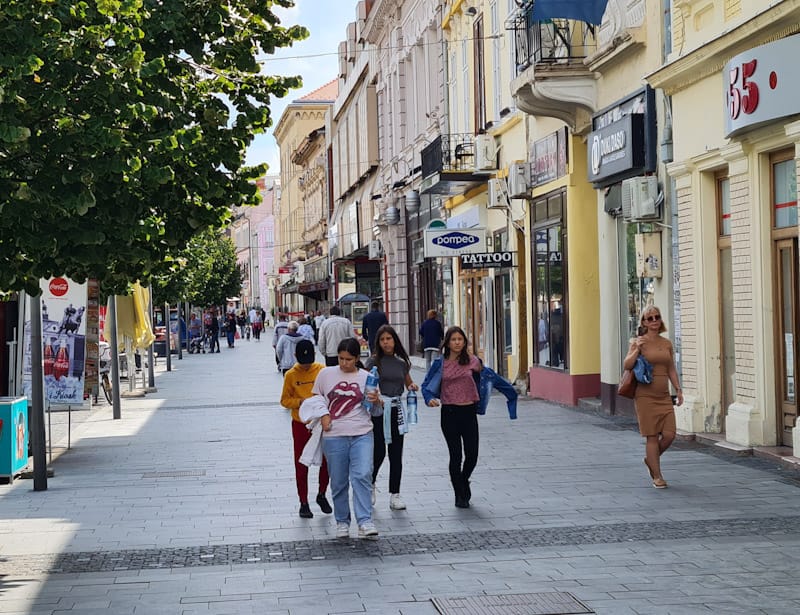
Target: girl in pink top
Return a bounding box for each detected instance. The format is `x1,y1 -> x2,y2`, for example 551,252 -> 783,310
426,326 -> 482,508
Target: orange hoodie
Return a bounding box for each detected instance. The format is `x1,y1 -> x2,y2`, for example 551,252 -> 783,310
280,362 -> 324,422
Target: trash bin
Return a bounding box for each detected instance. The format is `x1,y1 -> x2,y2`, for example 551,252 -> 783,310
0,397 -> 29,481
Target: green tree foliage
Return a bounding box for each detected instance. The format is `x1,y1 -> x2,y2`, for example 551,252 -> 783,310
153,228 -> 243,308
0,0 -> 306,295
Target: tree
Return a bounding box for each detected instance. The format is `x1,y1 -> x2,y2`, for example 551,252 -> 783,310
0,0 -> 307,295
153,228 -> 243,309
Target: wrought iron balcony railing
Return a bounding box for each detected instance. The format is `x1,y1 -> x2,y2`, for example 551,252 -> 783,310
506,3 -> 597,75
421,133 -> 479,178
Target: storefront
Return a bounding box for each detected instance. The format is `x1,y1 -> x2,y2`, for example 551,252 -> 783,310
647,22 -> 800,449
528,127 -> 600,405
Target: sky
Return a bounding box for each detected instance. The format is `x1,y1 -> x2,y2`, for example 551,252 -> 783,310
244,0 -> 357,172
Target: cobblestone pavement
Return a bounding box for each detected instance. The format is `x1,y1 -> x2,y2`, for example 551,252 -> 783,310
1,334 -> 800,614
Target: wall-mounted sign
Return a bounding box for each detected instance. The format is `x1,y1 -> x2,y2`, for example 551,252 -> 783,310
588,87 -> 656,187
530,128 -> 568,187
459,252 -> 515,269
635,232 -> 662,279
423,227 -> 486,258
724,35 -> 800,137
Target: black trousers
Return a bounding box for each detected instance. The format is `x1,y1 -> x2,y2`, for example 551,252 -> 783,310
208,332 -> 220,352
371,406 -> 404,494
440,403 -> 479,496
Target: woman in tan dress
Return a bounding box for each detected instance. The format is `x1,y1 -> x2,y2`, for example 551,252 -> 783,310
623,306 -> 683,488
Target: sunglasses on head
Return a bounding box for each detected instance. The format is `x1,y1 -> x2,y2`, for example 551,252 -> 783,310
644,314 -> 661,323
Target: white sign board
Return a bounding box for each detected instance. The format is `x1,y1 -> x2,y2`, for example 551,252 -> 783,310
423,227 -> 487,258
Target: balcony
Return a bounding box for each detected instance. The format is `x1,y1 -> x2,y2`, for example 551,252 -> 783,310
419,134 -> 492,196
508,4 -> 598,129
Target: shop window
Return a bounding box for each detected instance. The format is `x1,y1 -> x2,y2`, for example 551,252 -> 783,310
773,157 -> 797,230
532,191 -> 566,369
718,176 -> 731,236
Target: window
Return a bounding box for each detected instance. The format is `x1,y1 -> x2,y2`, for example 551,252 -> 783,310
773,156 -> 797,230
473,14 -> 486,133
532,191 -> 567,370
718,176 -> 731,236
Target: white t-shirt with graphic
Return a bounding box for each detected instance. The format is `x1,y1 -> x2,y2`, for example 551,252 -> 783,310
311,367 -> 372,437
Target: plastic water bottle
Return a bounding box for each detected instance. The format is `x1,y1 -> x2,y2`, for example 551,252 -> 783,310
364,366 -> 379,412
406,389 -> 418,425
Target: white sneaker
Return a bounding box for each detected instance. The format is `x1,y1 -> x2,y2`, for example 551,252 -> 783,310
389,493 -> 406,510
358,521 -> 378,538
371,483 -> 377,506
335,522 -> 350,539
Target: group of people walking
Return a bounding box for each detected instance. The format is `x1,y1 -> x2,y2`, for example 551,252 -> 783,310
271,298 -> 682,541
278,304 -> 518,540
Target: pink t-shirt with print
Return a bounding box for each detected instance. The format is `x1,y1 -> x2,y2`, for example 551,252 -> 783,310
440,355 -> 481,405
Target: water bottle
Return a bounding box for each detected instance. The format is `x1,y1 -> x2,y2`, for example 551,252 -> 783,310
364,366 -> 379,413
406,389 -> 418,425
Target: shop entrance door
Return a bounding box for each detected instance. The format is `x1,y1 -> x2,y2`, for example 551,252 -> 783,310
463,273 -> 486,361
775,238 -> 798,446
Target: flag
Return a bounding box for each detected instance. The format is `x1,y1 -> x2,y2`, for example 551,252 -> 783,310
531,0 -> 609,25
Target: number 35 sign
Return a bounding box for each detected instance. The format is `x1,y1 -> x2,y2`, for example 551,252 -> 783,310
724,35 -> 800,138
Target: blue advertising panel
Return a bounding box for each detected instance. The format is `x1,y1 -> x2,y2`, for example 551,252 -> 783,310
0,397 -> 29,478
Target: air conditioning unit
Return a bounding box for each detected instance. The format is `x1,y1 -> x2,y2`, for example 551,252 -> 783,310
507,162 -> 530,198
487,178 -> 507,209
368,240 -> 383,260
621,176 -> 659,221
474,134 -> 498,172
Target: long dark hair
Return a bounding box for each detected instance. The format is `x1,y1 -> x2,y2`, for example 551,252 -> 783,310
337,337 -> 365,370
442,326 -> 471,365
371,324 -> 411,372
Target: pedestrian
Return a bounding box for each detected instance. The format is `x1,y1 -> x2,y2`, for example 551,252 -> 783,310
313,310 -> 326,344
365,324 -> 417,511
273,315 -> 289,369
318,305 -> 355,366
623,305 -> 683,489
297,316 -> 315,342
311,337 -> 378,539
250,307 -> 263,340
280,340 -> 332,519
421,326 -> 482,509
361,301 -> 388,353
188,313 -> 201,344
276,321 -> 304,374
208,309 -> 221,353
237,310 -> 247,340
225,311 -> 237,348
419,309 -> 445,370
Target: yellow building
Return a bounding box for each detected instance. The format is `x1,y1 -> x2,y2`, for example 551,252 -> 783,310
648,1 -> 800,451
273,81 -> 338,314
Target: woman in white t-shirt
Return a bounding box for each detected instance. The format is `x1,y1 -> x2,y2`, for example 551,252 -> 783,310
312,337 -> 378,539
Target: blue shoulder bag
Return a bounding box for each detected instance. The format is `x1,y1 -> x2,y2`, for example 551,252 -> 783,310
633,355 -> 653,384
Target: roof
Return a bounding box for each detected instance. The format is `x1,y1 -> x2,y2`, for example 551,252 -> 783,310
294,79 -> 338,103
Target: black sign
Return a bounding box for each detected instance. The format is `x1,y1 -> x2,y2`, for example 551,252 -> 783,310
587,114 -> 646,185
459,252 -> 515,269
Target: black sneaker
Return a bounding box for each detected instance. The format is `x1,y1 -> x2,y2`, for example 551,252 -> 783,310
299,503 -> 313,518
316,493 -> 332,514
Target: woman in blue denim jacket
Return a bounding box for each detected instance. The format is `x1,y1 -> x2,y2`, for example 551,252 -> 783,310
421,330 -> 518,508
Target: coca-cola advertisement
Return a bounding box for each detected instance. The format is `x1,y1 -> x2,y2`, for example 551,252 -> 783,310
22,277 -> 88,406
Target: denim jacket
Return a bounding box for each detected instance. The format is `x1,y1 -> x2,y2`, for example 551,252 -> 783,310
421,358 -> 518,419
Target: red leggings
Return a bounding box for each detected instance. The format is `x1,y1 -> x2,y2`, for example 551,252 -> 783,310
292,420 -> 329,503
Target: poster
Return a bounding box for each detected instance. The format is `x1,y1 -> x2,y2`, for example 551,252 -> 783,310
22,277 -> 89,406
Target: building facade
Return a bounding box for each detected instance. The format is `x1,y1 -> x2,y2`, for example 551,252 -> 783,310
273,81 -> 338,316
648,0 -> 800,450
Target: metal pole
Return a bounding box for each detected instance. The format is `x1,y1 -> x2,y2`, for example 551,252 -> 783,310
108,295 -> 122,419
147,286 -> 156,390
177,302 -> 183,360
165,302 -> 172,372
28,292 -> 47,490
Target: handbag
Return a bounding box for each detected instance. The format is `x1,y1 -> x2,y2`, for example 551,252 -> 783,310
618,368 -> 636,398
633,354 -> 653,384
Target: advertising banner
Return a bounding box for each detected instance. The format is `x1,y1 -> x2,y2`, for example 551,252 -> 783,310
22,277 -> 89,406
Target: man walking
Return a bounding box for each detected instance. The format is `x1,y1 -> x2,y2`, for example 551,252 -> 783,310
361,301 -> 388,353
272,315 -> 289,369
317,306 -> 355,366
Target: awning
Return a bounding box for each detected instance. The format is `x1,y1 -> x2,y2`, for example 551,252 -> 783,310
298,280 -> 330,294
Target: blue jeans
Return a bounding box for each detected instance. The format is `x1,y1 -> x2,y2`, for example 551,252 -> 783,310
322,433 -> 374,525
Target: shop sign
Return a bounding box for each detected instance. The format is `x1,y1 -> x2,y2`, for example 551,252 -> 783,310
530,128 -> 568,187
587,114 -> 645,184
724,35 -> 800,137
459,251 -> 515,269
424,227 -> 486,258
588,87 -> 656,187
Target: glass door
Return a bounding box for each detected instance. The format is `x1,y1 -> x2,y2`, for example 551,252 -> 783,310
775,239 -> 798,446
